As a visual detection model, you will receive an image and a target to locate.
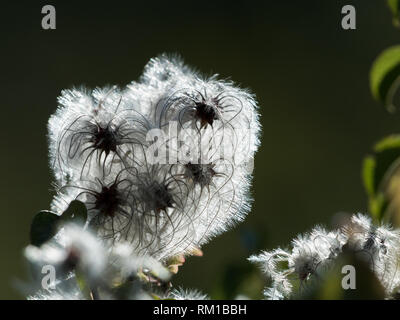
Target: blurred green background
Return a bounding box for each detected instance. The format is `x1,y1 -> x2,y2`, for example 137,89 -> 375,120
0,0 -> 399,299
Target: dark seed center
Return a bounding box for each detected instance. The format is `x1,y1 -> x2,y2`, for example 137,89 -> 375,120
95,185 -> 121,217
143,182 -> 174,213
185,163 -> 216,186
92,126 -> 118,155
195,102 -> 218,128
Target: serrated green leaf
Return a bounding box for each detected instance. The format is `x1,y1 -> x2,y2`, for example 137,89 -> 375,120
370,45 -> 400,111
30,211 -> 60,247
60,200 -> 87,226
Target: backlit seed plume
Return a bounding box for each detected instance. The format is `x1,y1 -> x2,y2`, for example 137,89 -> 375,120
167,287 -> 209,300
48,87 -> 148,184
25,224 -> 106,284
249,214 -> 400,300
25,225 -> 170,300
342,214 -> 400,296
132,55 -> 261,167
47,54 -> 261,261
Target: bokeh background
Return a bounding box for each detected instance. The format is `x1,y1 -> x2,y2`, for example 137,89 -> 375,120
1,0 -> 399,299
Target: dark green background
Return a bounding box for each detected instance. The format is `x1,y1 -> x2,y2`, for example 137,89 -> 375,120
1,0 -> 399,299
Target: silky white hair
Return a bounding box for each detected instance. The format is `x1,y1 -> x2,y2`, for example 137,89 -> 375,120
249,214 -> 400,300
47,55 -> 261,261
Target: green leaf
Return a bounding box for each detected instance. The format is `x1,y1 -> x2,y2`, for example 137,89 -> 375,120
30,211 -> 60,247
363,135 -> 400,221
374,134 -> 400,151
75,269 -> 93,300
362,156 -> 389,221
370,45 -> 400,111
365,135 -> 400,195
388,0 -> 400,26
30,200 -> 87,247
362,156 -> 376,197
369,193 -> 389,222
60,200 -> 87,226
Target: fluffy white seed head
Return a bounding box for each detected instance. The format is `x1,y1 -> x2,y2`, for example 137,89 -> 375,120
250,213 -> 400,299
47,54 -> 261,262
25,225 -> 171,300
25,224 -> 106,283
